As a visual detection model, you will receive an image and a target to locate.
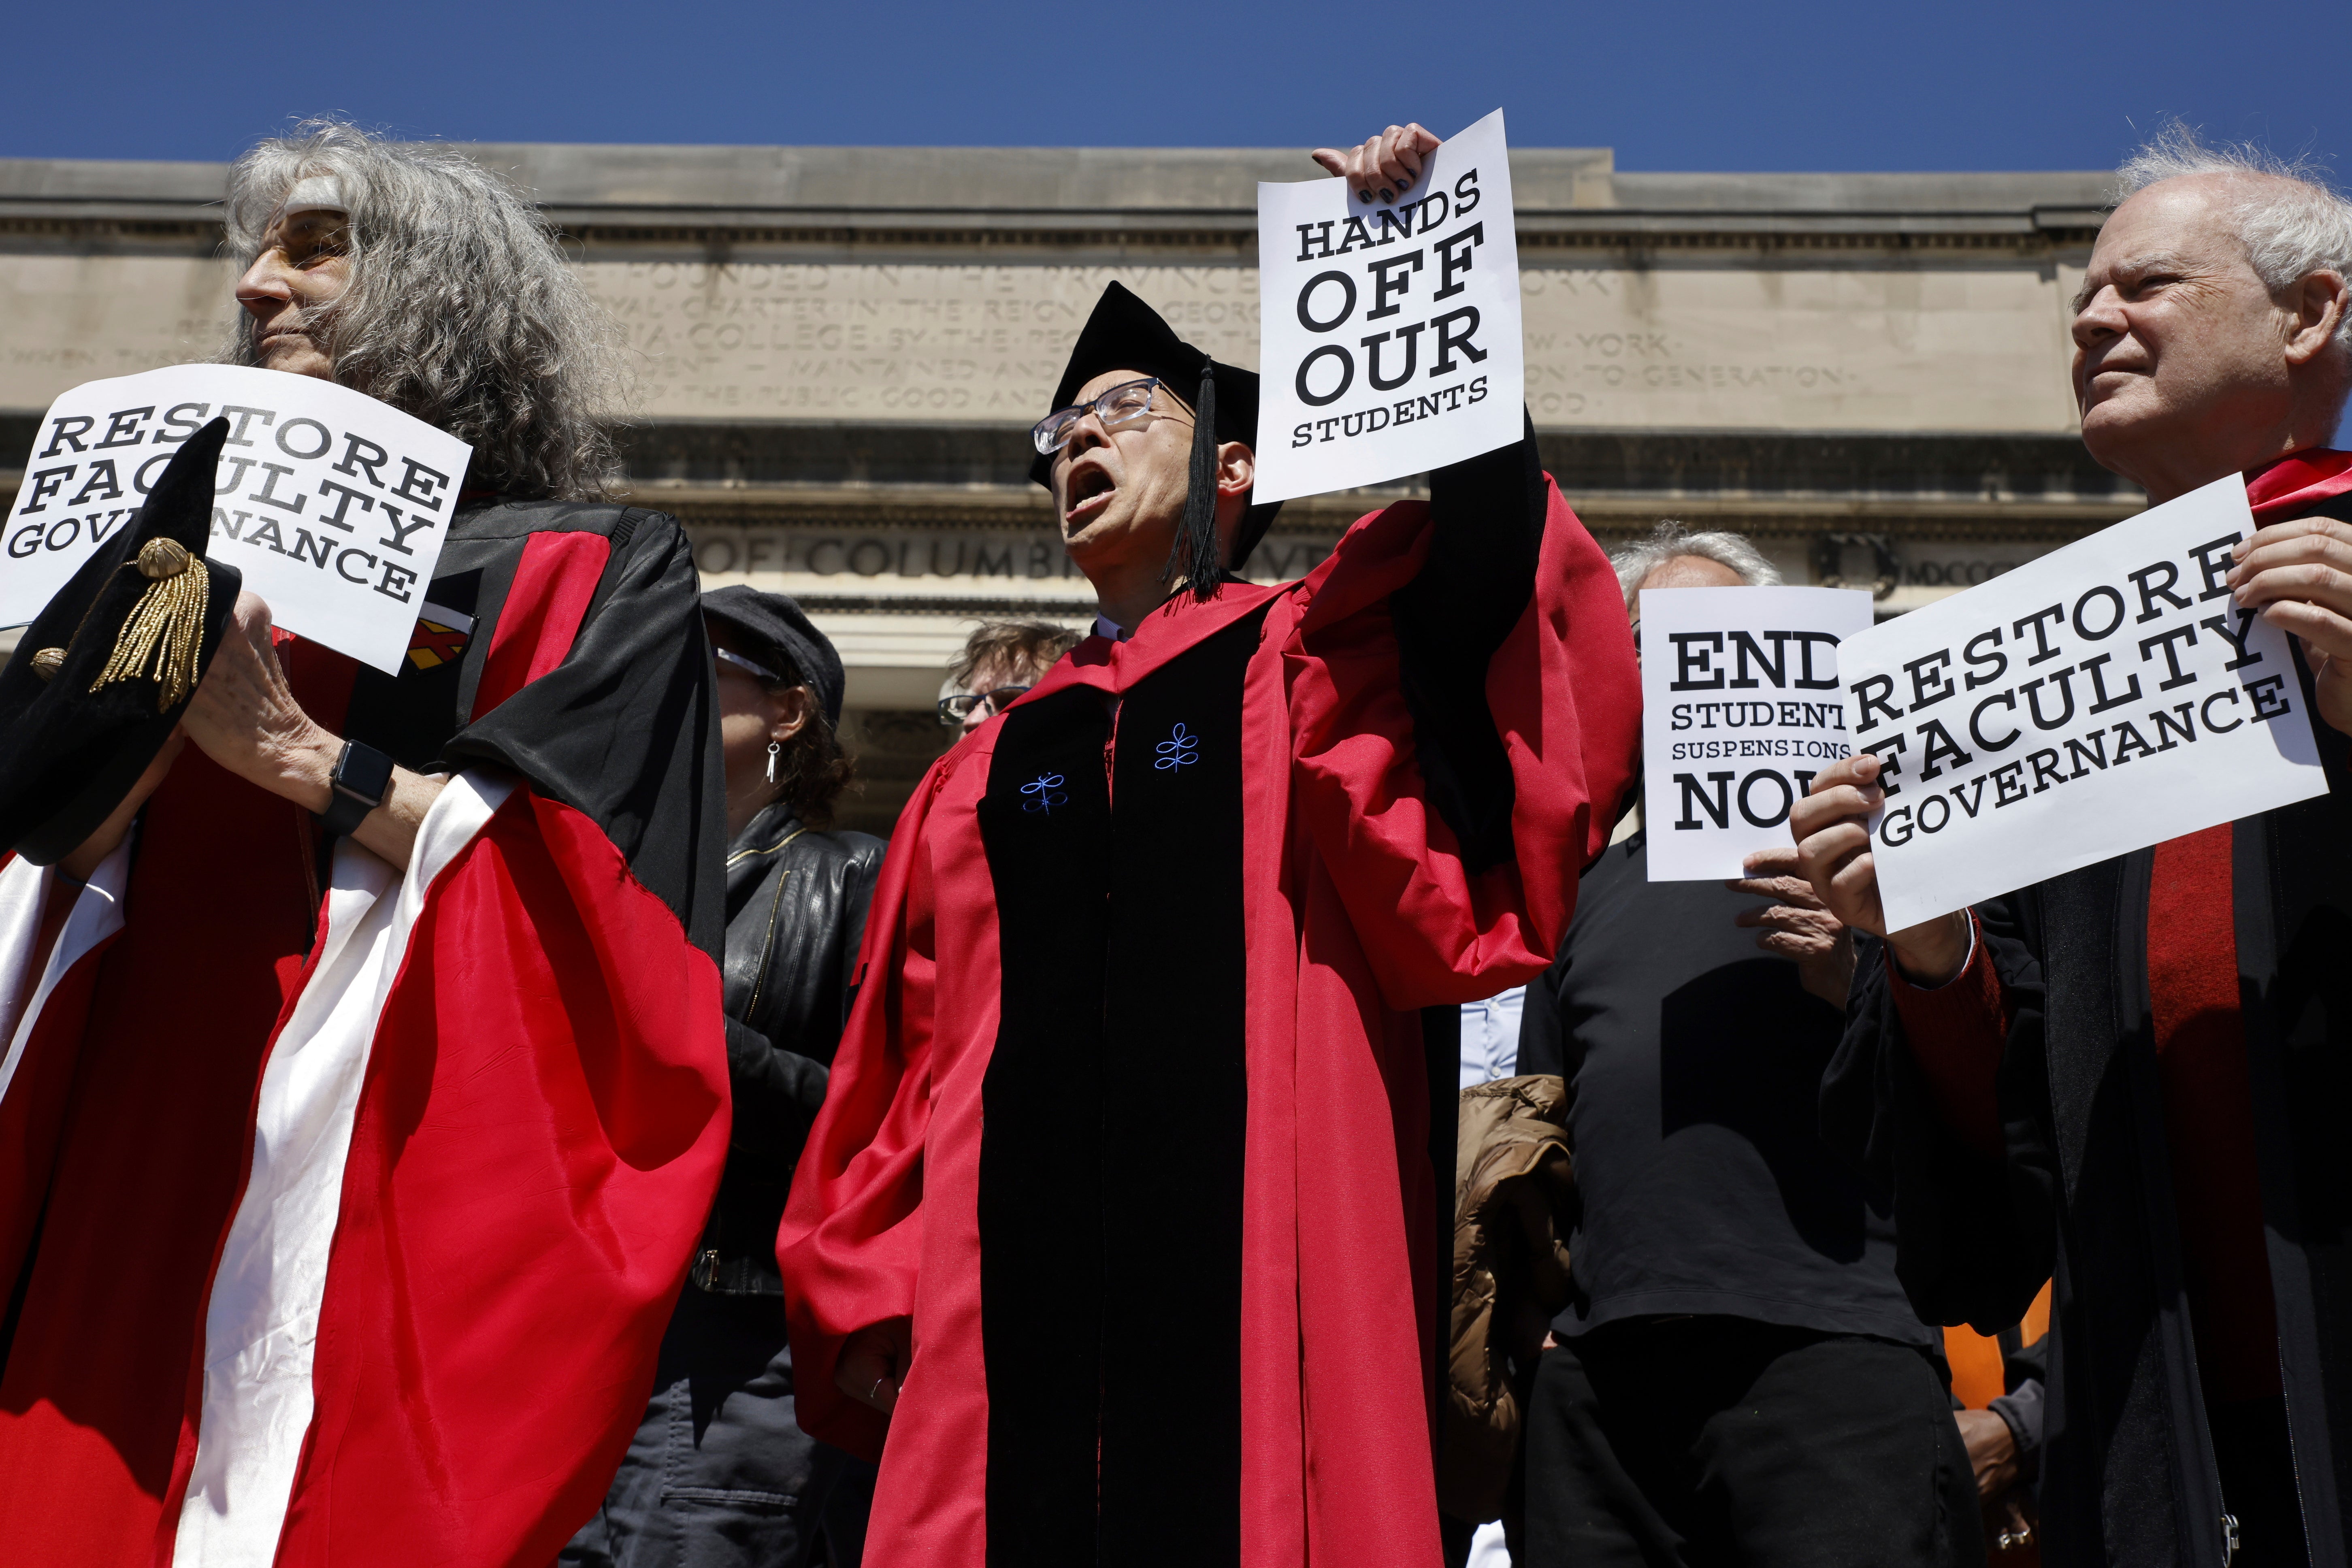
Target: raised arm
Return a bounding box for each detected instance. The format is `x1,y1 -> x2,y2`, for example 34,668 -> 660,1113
1391,413 -> 1549,872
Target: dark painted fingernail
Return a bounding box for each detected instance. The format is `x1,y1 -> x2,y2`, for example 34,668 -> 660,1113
1358,188 -> 1372,202
1396,176 -> 1411,189
1379,187 -> 1394,202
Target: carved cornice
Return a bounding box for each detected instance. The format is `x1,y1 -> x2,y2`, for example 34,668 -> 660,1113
0,211 -> 2099,259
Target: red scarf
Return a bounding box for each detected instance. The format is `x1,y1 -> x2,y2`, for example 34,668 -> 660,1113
2245,446 -> 2352,521
2148,444 -> 2352,1404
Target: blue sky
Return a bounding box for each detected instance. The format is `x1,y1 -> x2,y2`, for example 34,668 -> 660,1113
4,1 -> 2343,176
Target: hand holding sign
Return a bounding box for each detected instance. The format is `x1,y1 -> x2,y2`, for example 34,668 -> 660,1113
1730,845 -> 1858,1008
1309,122 -> 1442,205
1787,752 -> 1973,986
2226,513 -> 2352,735
1254,110 -> 1524,504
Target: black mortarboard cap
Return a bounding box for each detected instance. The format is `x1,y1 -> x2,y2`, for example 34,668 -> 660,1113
0,418 -> 241,864
1031,282 -> 1284,596
701,584 -> 846,727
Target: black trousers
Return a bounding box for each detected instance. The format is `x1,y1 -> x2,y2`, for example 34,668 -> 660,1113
1523,1317 -> 1982,1568
563,1283 -> 872,1568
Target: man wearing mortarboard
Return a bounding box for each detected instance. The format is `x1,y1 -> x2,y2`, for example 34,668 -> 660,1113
0,124 -> 730,1563
778,122 -> 1641,1568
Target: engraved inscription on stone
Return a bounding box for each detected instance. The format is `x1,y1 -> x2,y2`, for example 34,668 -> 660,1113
1898,541 -> 2062,589
577,254 -> 2079,434
0,255 -> 239,412
575,261 -> 1259,420
0,249 -> 2081,437
687,523 -> 1336,594
1518,262 -> 2079,432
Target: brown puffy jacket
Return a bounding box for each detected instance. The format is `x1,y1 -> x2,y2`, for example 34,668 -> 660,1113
1439,1074 -> 1577,1525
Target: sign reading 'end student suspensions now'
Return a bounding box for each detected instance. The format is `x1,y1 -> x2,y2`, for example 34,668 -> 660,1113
1839,473 -> 2329,931
1641,586 -> 1876,881
1253,109 -> 1525,504
0,364 -> 471,675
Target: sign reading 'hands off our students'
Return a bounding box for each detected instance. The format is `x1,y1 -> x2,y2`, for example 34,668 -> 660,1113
1,365 -> 471,674
1839,474 -> 2329,931
1253,109 -> 1524,503
1641,586 -> 1876,880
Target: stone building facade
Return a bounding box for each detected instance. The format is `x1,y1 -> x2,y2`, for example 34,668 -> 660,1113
0,145 -> 2129,833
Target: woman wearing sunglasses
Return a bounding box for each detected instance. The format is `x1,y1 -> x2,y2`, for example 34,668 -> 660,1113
569,587 -> 884,1568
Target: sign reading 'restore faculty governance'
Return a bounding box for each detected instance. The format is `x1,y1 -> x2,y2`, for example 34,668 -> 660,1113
1252,109 -> 1525,503
1837,473 -> 2329,931
1,365 -> 471,675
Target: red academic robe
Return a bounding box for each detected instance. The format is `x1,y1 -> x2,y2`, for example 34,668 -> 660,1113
0,501 -> 731,1565
778,466 -> 1640,1567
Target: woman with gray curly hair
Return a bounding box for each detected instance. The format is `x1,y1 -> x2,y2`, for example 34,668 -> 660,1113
0,122 -> 733,1567
220,119 -> 630,500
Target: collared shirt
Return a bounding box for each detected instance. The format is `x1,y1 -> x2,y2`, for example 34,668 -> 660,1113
1459,987 -> 1525,1089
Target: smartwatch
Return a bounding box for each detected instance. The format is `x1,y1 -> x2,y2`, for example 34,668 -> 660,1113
318,739 -> 396,839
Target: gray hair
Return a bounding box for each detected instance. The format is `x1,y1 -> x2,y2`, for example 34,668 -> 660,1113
1608,521 -> 1782,610
947,620 -> 1084,687
220,120 -> 630,501
2116,121 -> 2352,354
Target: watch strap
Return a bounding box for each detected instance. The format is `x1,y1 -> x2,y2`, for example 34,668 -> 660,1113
317,739 -> 395,838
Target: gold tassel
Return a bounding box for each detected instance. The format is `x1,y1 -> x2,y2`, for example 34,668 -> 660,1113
90,539 -> 209,712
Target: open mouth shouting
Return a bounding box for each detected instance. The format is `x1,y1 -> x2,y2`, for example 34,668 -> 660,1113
1062,458 -> 1118,529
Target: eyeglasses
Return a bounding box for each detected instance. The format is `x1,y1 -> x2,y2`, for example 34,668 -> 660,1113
1030,377 -> 1179,456
937,686 -> 1033,726
714,646 -> 783,684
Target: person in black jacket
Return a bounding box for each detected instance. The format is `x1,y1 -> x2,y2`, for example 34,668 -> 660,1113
567,588 -> 884,1568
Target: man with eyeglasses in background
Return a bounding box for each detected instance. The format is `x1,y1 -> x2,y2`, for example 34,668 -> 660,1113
776,117 -> 1640,1568
936,620 -> 1083,737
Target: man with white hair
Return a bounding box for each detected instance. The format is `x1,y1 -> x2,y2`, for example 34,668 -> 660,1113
0,124 -> 729,1565
1794,127 -> 2352,1566
1607,519 -> 1785,604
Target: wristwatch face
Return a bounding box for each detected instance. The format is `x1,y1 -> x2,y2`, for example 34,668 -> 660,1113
331,740 -> 396,813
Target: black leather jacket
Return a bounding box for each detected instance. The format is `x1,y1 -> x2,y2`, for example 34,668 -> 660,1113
690,800 -> 884,1295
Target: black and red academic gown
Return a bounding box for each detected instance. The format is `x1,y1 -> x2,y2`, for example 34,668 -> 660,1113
0,499 -> 730,1566
778,432 -> 1641,1568
1823,453 -> 2352,1565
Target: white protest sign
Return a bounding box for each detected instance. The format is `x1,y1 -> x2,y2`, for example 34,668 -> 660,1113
2,364 -> 472,674
1253,108 -> 1523,504
1840,473 -> 2329,930
1640,585 -> 1876,880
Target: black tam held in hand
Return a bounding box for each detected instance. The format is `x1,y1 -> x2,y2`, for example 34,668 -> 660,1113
0,418 -> 241,864
1033,282 -> 1285,598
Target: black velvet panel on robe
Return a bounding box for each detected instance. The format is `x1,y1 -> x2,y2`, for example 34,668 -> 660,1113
419,500 -> 727,959
974,608 -> 1263,1568
1390,411 -> 1548,876
976,682 -> 1114,1568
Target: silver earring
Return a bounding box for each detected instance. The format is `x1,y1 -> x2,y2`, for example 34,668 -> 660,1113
766,740 -> 780,784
